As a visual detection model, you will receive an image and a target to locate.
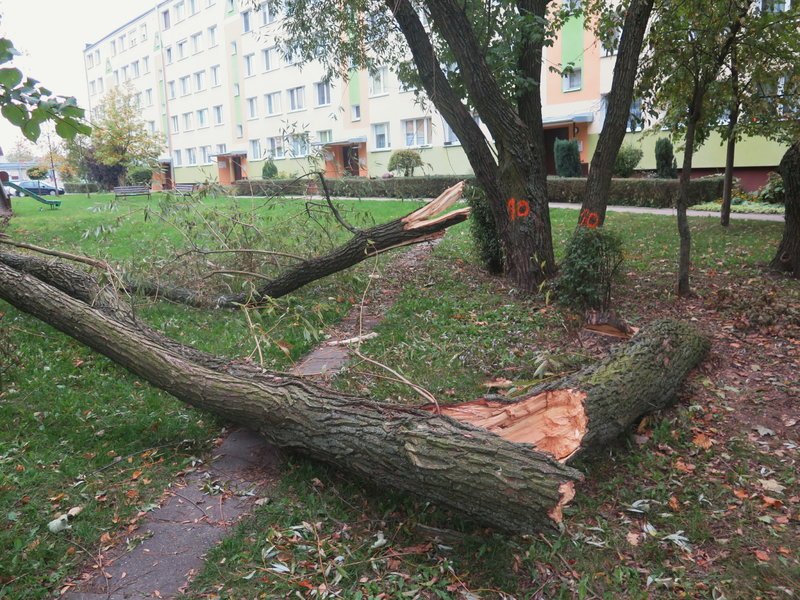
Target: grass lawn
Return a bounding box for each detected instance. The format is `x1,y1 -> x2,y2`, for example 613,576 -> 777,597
1,193 -> 798,598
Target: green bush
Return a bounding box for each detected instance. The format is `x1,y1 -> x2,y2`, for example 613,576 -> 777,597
655,138 -> 678,178
547,175 -> 724,208
64,182 -> 100,193
388,149 -> 424,176
755,172 -> 785,204
127,166 -> 153,185
613,144 -> 643,178
236,176 -> 468,199
26,166 -> 48,180
261,158 -> 278,179
554,139 -> 582,177
466,185 -> 504,274
556,227 -> 624,312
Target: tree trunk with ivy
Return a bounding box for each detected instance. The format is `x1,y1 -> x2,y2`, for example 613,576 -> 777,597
0,253 -> 708,533
770,140 -> 800,277
0,185 -> 11,217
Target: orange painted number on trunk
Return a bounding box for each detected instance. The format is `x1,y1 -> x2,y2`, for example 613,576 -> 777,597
507,198 -> 531,221
579,209 -> 600,228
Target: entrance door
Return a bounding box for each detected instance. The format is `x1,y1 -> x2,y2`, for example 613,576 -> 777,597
344,146 -> 359,176
544,127 -> 570,175
162,163 -> 173,190
232,156 -> 243,181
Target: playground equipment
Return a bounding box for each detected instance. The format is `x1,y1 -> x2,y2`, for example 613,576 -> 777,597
0,177 -> 61,209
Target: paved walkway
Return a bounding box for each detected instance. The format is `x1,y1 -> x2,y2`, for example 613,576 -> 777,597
549,202 -> 785,222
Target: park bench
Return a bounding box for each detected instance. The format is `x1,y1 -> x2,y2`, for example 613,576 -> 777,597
174,183 -> 197,196
113,185 -> 151,200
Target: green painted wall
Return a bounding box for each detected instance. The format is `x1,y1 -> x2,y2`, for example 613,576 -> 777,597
561,17 -> 584,69
367,146 -> 473,177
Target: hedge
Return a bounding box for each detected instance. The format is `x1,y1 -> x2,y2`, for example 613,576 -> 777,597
64,182 -> 101,193
236,175 -> 725,208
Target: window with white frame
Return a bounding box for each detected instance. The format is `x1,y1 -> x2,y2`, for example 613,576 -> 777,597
249,138 -> 262,159
317,129 -> 332,144
183,112 -> 193,130
131,60 -> 140,77
213,104 -> 224,124
289,134 -> 309,157
761,0 -> 787,11
161,10 -> 171,29
287,86 -> 305,111
259,2 -> 278,24
372,122 -> 390,149
208,25 -> 218,46
216,143 -> 227,154
143,56 -> 150,73
351,104 -> 361,121
165,46 -> 173,64
119,34 -> 126,51
262,46 -> 276,70
231,41 -> 237,55
87,54 -> 94,68
197,108 -> 208,127
145,88 -> 153,106
233,83 -> 240,96
97,78 -> 104,93
602,26 -> 621,56
174,1 -> 185,21
226,0 -> 234,11
189,0 -> 198,15
179,75 -> 191,95
564,0 -> 581,9
94,49 -> 100,64
562,68 -> 582,92
369,66 -> 389,96
264,91 -> 281,115
244,53 -> 255,76
314,81 -> 331,106
210,64 -> 220,86
129,30 -> 137,47
167,80 -> 176,99
626,98 -> 643,132
173,149 -> 182,166
177,39 -> 187,59
113,70 -> 119,85
242,10 -> 252,32
247,96 -> 258,118
134,92 -> 142,107
443,121 -> 459,145
110,40 -> 117,56
121,65 -> 129,80
147,120 -> 156,134
194,70 -> 206,91
186,147 -> 197,165
201,145 -> 212,163
89,80 -> 96,95
285,47 -> 301,65
267,136 -> 284,158
191,32 -> 203,53
140,24 -> 147,41
403,117 -> 431,146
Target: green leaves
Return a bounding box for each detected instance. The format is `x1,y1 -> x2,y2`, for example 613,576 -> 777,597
0,67 -> 22,88
1,103 -> 25,126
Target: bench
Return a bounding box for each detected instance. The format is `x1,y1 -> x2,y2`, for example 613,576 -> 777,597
174,183 -> 197,196
113,185 -> 151,200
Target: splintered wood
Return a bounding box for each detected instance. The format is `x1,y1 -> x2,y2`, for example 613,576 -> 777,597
401,181 -> 471,230
434,389 -> 588,462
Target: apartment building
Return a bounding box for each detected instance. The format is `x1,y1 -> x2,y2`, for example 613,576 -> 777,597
83,1 -> 788,190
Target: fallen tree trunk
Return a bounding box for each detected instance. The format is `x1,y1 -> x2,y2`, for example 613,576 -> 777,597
125,182 -> 471,308
0,255 -> 708,533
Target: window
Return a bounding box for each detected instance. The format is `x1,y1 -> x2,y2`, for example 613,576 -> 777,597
97,78 -> 104,93
87,53 -> 94,68
174,1 -> 185,22
89,80 -> 96,95
143,56 -> 150,73
210,64 -> 221,86
231,41 -> 238,55
119,34 -> 126,51
194,70 -> 206,91
129,30 -> 138,47
562,68 -> 582,92
183,112 -> 193,130
259,2 -> 278,24
369,66 -> 389,96
134,92 -> 142,107
226,0 -> 234,11
317,129 -> 332,144
208,26 -> 218,47
403,117 -> 431,146
264,92 -> 281,115
372,123 -> 390,149
173,149 -> 182,166
167,80 -> 176,99
314,81 -> 331,106
111,40 -> 117,56
131,60 -> 140,78
147,120 -> 156,134
289,134 -> 309,157
145,88 -> 153,106
443,121 -> 459,145
287,86 -> 305,111
216,143 -> 227,155
165,46 -> 173,64
187,147 -> 197,165
191,32 -> 203,54
249,138 -> 262,159
236,124 -> 244,138
121,65 -> 129,81
213,104 -> 224,124
267,136 -> 284,158
233,83 -> 240,96
626,99 -> 643,132
197,108 -> 208,127
140,24 -> 147,41
351,104 -> 361,121
602,27 -> 622,57
94,49 -> 100,64
242,10 -> 252,32
177,39 -> 187,59
162,10 -> 171,29
201,145 -> 212,163
113,70 -> 119,85
171,115 -> 180,133
564,0 -> 581,9
179,75 -> 191,95
761,0 -> 787,11
247,96 -> 258,118
262,46 -> 276,71
244,53 -> 255,76
189,0 -> 198,15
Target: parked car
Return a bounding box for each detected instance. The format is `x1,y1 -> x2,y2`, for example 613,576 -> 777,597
14,181 -> 65,196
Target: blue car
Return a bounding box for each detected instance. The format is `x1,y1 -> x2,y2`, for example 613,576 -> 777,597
15,181 -> 65,196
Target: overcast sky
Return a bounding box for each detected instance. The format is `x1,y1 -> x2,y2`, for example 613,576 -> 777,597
0,0 -> 153,153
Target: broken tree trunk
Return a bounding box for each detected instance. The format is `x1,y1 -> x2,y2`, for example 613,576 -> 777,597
0,254 -> 708,533
125,182 -> 471,308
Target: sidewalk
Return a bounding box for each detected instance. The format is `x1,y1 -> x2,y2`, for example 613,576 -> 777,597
549,202 -> 785,222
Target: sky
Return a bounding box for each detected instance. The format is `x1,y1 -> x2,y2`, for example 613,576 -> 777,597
0,0 -> 153,154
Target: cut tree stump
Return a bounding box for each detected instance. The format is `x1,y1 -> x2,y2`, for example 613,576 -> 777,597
0,254 -> 709,533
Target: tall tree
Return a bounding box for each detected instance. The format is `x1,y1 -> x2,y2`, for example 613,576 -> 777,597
91,84 -> 163,186
638,0 -> 754,296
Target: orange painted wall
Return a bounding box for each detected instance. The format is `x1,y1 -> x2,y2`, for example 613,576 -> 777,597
546,20 -> 602,106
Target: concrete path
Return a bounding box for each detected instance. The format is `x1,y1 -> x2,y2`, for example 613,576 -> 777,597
549,202 -> 785,222
62,430 -> 279,600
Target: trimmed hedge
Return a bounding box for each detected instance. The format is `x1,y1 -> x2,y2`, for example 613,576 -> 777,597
236,174 -> 725,208
64,182 -> 101,193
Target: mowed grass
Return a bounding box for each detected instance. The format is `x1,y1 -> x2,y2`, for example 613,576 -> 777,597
1,192 -> 796,598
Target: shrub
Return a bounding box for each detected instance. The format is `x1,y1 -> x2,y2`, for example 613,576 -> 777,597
26,166 -> 48,180
466,185 -> 504,274
388,149 -> 424,176
613,144 -> 643,178
556,227 -> 624,312
755,172 -> 785,204
236,176 -> 468,199
655,138 -> 678,178
64,182 -> 100,193
547,175 -> 724,208
261,158 -> 278,179
127,166 -> 153,185
554,139 -> 582,177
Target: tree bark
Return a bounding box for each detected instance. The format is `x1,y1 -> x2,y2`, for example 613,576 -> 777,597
581,0 -> 654,226
677,110 -> 698,297
720,45 -> 740,228
770,140 -> 800,277
0,254 -> 708,533
0,184 -> 12,217
125,182 -> 470,307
